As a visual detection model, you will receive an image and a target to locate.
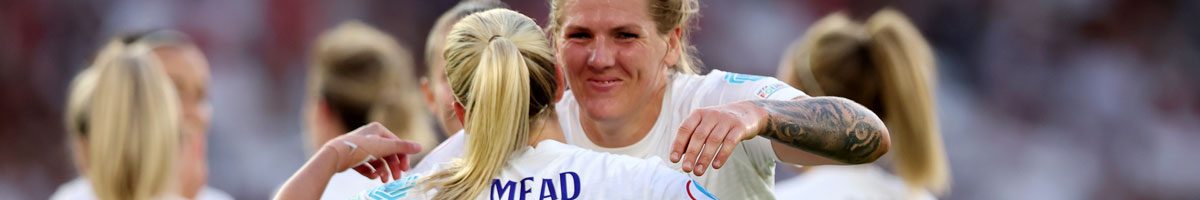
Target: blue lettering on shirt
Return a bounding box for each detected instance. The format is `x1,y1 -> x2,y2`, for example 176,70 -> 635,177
492,171 -> 580,200
539,179 -> 557,200
492,179 -> 517,200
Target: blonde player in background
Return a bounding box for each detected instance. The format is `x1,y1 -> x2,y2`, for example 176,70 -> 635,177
300,21 -> 439,199
413,0 -> 507,174
773,9 -> 950,199
52,31 -> 232,200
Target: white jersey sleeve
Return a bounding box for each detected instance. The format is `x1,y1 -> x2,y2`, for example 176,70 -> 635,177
695,70 -> 807,167
700,70 -> 806,105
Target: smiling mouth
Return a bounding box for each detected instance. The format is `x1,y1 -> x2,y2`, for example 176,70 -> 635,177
586,78 -> 623,89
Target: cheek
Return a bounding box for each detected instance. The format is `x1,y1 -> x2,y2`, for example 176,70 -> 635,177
560,44 -> 591,76
617,46 -> 660,77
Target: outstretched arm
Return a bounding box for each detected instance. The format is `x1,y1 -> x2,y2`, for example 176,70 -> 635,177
275,123 -> 422,200
670,96 -> 889,176
754,96 -> 890,165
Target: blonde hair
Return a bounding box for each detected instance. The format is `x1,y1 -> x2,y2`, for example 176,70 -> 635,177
64,66 -> 98,175
423,0 -> 507,78
65,67 -> 97,140
547,0 -> 702,74
421,8 -> 558,199
308,21 -> 437,157
84,38 -> 183,200
778,9 -> 950,196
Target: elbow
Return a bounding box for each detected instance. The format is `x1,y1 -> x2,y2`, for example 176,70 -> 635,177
857,125 -> 891,164
843,110 -> 891,165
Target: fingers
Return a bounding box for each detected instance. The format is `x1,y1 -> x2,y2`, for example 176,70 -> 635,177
386,154 -> 403,181
711,128 -> 742,170
390,139 -> 423,155
398,154 -> 410,172
350,122 -> 399,139
681,115 -> 717,173
693,123 -> 732,176
353,165 -> 377,179
367,158 -> 389,183
671,114 -> 704,163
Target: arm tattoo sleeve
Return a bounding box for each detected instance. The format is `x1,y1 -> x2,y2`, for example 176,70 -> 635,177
752,97 -> 888,164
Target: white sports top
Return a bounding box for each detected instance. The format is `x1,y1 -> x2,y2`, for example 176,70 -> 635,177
556,70 -> 806,200
50,177 -> 234,200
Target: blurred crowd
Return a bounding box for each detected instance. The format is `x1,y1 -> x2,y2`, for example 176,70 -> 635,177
1,0 -> 1196,199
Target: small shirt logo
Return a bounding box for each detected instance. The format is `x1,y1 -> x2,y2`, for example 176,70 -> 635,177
723,73 -> 766,84
756,83 -> 787,99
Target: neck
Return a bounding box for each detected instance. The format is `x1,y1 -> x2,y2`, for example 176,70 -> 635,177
579,85 -> 667,148
528,112 -> 565,147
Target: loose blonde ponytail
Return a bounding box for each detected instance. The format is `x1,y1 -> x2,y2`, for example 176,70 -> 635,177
866,9 -> 949,195
778,8 -> 950,196
86,39 -> 183,200
421,8 -> 558,200
309,21 -> 438,158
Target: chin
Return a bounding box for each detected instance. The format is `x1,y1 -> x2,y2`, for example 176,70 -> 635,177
580,101 -> 626,121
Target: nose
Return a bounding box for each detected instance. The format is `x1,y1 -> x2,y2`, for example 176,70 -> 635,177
586,37 -> 615,70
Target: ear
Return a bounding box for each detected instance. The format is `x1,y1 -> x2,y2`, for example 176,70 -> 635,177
453,101 -> 466,125
662,28 -> 682,68
420,77 -> 437,112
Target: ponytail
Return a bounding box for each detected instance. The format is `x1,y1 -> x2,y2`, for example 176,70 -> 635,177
866,9 -> 949,195
86,39 -> 183,200
779,8 -> 950,196
422,8 -> 558,199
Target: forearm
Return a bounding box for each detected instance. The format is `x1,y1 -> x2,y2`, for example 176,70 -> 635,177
751,96 -> 890,164
275,146 -> 341,200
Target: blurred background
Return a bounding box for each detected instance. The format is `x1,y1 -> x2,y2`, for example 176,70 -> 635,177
1,0 -> 1197,199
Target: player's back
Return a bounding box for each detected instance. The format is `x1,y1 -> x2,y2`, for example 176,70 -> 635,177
355,140 -> 717,200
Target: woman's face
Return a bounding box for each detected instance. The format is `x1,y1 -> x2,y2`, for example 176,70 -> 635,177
158,46 -> 211,199
422,24 -> 465,136
555,0 -> 679,121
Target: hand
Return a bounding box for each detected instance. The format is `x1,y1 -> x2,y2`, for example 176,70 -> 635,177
323,122 -> 423,183
669,101 -> 767,176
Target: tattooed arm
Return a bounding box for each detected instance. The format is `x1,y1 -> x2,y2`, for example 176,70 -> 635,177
671,95 -> 889,176
754,96 -> 890,165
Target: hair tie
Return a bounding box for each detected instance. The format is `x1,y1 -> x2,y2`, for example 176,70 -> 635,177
489,35 -> 502,42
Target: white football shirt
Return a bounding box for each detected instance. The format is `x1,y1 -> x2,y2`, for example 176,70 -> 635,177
556,70 -> 806,200
50,177 -> 234,200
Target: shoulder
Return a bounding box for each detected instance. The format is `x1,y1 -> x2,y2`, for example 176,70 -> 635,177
414,131 -> 467,173
692,70 -> 805,104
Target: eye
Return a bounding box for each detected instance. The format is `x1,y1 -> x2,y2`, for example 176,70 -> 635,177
616,32 -> 639,40
567,32 -> 592,39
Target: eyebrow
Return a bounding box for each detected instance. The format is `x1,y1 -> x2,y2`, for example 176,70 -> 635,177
564,24 -> 645,33
614,24 -> 645,32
